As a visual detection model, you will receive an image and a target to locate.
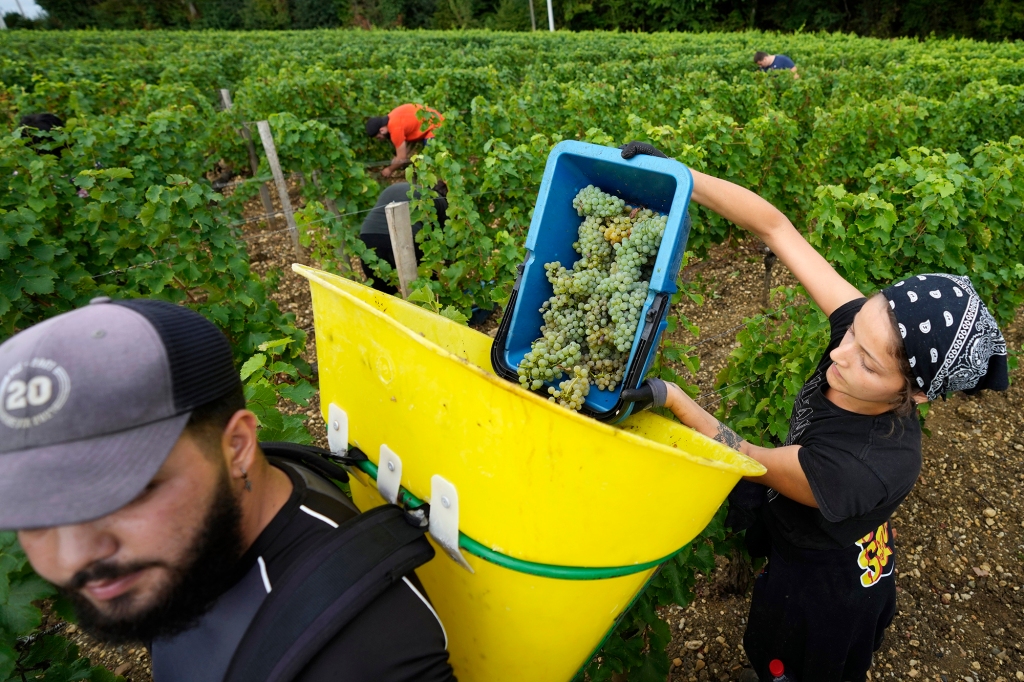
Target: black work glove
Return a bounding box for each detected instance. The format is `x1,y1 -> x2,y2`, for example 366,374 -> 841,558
620,141 -> 669,160
619,378 -> 669,412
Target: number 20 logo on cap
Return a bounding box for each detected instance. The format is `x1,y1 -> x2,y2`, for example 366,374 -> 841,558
0,359 -> 71,429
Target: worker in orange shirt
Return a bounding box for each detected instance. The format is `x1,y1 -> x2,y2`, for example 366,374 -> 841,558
365,103 -> 445,178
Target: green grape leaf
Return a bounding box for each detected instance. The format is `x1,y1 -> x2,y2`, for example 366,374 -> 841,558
439,306 -> 469,325
239,353 -> 267,381
257,338 -> 292,353
407,285 -> 440,311
0,570 -> 54,638
279,381 -> 317,407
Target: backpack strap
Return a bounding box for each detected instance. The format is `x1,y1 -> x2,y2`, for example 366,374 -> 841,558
223,501 -> 435,682
259,440 -> 369,485
261,442 -> 360,516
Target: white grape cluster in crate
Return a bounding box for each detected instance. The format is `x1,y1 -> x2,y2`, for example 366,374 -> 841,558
517,185 -> 667,410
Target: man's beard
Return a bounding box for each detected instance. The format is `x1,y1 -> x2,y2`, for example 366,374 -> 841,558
60,466 -> 245,644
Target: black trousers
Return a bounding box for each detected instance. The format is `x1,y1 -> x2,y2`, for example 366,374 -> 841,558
358,233 -> 423,296
743,525 -> 897,682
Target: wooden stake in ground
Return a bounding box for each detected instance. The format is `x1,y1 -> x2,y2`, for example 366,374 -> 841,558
384,201 -> 419,298
256,120 -> 306,262
219,90 -> 277,230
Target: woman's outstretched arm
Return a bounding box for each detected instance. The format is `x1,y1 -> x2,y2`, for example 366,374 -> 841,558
663,382 -> 818,507
690,170 -> 861,317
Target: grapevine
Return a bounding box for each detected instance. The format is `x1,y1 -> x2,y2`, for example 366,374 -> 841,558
518,185 -> 667,408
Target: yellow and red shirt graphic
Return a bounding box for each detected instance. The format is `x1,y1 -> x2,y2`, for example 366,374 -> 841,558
855,522 -> 894,588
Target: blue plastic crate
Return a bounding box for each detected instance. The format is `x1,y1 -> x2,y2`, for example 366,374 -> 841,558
490,141 -> 694,423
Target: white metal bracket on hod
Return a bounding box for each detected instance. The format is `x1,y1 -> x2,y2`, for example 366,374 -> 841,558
429,475 -> 474,573
327,403 -> 349,456
377,445 -> 403,505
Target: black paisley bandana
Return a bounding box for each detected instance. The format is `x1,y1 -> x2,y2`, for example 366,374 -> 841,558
882,274 -> 1008,400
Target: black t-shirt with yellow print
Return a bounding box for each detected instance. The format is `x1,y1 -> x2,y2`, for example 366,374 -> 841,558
765,297 -> 922,554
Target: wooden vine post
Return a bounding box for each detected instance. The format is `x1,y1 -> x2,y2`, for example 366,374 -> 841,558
384,201 -> 419,298
218,90 -> 277,230
256,120 -> 306,261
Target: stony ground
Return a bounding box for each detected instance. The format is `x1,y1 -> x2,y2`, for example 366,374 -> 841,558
65,181 -> 1023,682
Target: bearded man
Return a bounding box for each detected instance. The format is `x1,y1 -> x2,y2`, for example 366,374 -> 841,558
0,298 -> 455,682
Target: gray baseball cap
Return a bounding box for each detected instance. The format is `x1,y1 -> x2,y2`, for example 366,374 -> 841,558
0,298 -> 240,530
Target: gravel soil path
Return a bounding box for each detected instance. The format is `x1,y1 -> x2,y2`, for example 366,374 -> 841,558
62,190 -> 1022,682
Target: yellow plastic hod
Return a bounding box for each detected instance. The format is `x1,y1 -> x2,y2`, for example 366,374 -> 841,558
295,265 -> 764,682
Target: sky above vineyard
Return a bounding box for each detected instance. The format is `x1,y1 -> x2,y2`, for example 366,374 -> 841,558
0,0 -> 44,18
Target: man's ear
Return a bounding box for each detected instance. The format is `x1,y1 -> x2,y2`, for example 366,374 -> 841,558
221,409 -> 260,479
912,391 -> 929,405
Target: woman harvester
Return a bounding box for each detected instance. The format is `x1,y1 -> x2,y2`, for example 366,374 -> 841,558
618,142 -> 1009,682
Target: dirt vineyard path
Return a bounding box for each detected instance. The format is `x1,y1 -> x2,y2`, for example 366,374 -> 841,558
65,185 -> 1023,682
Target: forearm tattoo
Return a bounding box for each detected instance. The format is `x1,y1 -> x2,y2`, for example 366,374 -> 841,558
713,421 -> 745,451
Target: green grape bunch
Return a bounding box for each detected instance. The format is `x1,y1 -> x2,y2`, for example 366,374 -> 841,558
547,365 -> 591,410
517,185 -> 668,411
572,184 -> 625,218
604,215 -> 632,244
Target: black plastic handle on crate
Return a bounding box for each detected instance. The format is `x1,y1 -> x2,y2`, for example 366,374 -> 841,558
619,141 -> 670,160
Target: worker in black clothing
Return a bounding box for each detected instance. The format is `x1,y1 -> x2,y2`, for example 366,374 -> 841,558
19,112 -> 64,134
359,181 -> 447,296
1,298 -> 456,682
18,112 -> 66,155
620,142 -> 1007,682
